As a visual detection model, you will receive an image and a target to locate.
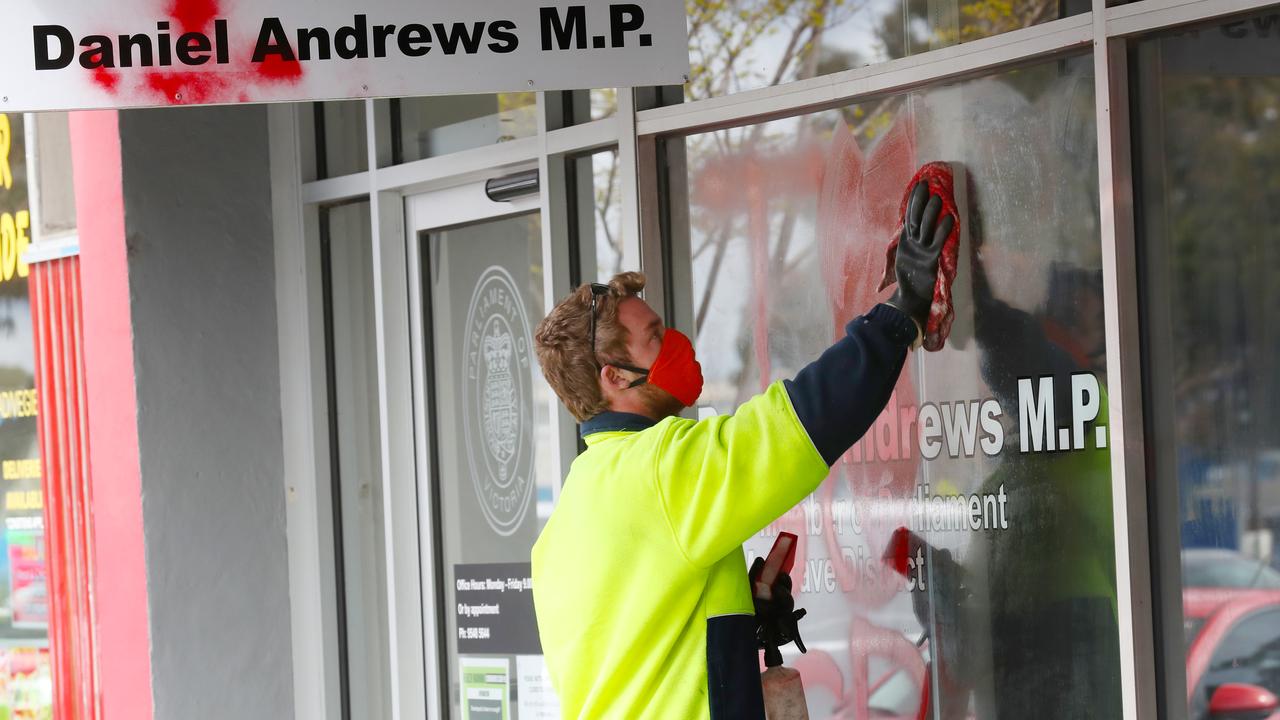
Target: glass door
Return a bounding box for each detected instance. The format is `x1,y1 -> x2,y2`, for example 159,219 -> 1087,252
405,183 -> 561,719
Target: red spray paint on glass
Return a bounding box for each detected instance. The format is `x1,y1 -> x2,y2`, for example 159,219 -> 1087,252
849,617 -> 929,719
746,156 -> 772,391
680,89 -> 952,715
814,113 -> 924,609
692,110 -> 935,716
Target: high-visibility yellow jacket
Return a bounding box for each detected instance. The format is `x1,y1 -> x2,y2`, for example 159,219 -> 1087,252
532,305 -> 916,719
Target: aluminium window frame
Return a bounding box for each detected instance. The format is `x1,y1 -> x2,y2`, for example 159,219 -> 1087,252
274,2 -> 1280,717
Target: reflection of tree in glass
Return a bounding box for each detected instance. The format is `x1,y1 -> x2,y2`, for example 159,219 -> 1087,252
494,92 -> 537,143
591,150 -> 624,279
686,93 -> 903,391
685,0 -> 1071,101
591,89 -> 618,121
1157,69 -> 1280,538
686,0 -> 868,99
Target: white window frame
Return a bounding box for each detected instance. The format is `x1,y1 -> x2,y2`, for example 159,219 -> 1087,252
271,2 -> 1280,718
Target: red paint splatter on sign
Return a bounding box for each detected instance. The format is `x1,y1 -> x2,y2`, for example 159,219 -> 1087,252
77,0 -> 308,105
61,5 -> 302,110
144,71 -> 224,104
167,0 -> 220,32
144,72 -> 191,102
254,54 -> 304,83
91,67 -> 120,93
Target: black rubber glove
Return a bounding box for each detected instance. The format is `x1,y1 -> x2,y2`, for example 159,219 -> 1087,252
887,181 -> 954,335
748,556 -> 807,667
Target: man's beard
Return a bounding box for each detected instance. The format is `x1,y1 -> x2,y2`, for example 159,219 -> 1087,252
634,382 -> 686,420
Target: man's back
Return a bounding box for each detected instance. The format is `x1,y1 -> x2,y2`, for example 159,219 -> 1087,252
531,383 -> 830,719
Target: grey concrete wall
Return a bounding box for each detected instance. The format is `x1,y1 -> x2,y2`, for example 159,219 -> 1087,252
119,105 -> 294,720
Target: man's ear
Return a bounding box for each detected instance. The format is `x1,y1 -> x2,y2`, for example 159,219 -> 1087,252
599,364 -> 624,392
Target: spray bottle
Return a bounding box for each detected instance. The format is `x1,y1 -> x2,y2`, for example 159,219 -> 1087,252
750,532 -> 809,720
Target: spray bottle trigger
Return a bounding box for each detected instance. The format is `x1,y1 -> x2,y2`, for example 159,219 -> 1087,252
790,608 -> 807,654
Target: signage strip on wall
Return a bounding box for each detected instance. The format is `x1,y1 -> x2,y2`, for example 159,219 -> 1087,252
1,1 -> 690,112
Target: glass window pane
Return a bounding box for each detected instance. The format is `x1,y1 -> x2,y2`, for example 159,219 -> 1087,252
685,0 -> 1089,101
572,148 -> 624,282
561,89 -> 618,126
1134,11 -> 1280,720
322,201 -> 391,718
389,94 -> 537,163
316,101 -> 369,178
683,54 -> 1117,718
589,89 -> 617,121
0,111 -> 52,720
422,214 -> 556,719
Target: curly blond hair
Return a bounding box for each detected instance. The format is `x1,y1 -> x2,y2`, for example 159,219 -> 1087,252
534,272 -> 647,421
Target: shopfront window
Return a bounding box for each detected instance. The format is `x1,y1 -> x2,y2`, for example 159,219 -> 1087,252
682,54 -> 1119,717
560,89 -> 620,125
421,214 -> 559,719
685,0 -> 1090,101
572,148 -> 624,283
315,101 -> 369,179
0,112 -> 51,720
587,89 -> 617,121
1134,11 -> 1280,719
386,94 -> 537,164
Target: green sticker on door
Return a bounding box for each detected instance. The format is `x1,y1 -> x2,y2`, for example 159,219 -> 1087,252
461,656 -> 510,720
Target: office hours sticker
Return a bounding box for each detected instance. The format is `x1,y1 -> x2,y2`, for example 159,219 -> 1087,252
464,266 -> 535,537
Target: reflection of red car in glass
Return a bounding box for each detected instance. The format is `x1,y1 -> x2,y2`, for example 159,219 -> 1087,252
1183,587 -> 1280,720
862,587 -> 1280,720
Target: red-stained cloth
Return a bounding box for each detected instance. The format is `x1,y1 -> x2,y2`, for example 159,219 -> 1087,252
877,162 -> 961,352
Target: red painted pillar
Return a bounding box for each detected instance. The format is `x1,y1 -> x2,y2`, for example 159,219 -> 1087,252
44,110 -> 154,720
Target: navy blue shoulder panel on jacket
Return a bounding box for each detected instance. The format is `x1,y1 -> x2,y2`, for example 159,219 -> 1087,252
783,303 -> 915,466
706,614 -> 765,719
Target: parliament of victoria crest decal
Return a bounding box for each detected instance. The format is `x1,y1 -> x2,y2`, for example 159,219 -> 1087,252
462,266 -> 535,537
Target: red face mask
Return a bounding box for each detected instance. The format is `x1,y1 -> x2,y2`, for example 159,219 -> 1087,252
615,329 -> 704,407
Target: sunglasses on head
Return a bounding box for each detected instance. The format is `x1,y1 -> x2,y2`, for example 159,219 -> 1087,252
587,283 -> 650,386
588,283 -> 610,364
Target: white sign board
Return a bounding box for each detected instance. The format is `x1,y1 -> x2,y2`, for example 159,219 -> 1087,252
0,0 -> 689,112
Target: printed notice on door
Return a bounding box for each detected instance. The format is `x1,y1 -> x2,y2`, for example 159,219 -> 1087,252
454,562 -> 540,656
461,656 -> 510,720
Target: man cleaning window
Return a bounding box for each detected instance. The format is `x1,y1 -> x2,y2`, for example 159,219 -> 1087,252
530,176 -> 956,719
